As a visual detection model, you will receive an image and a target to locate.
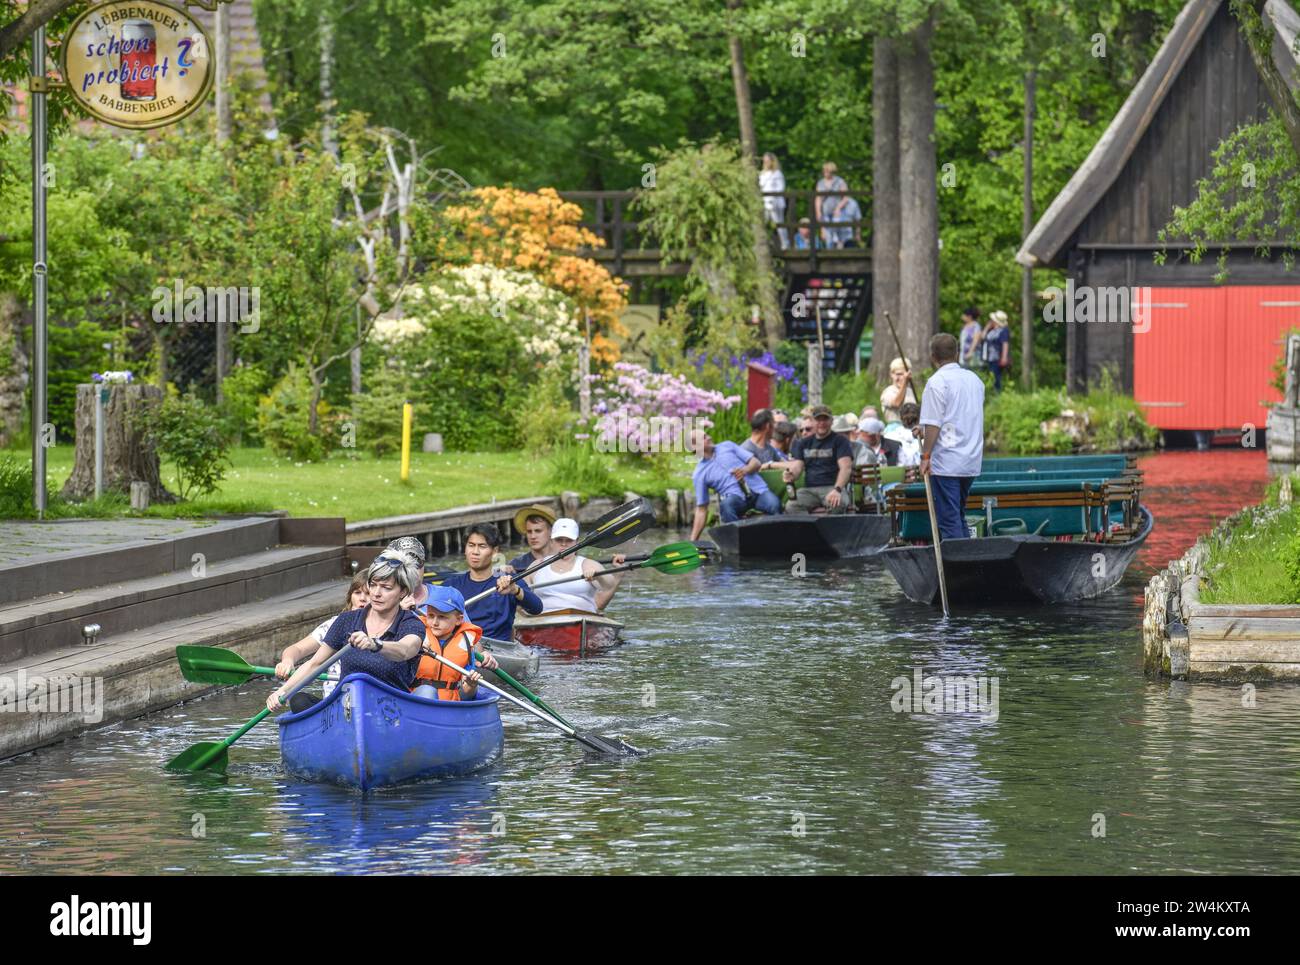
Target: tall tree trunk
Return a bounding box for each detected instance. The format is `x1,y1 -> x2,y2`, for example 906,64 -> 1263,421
897,13 -> 938,370
871,35 -> 901,381
214,2 -> 232,144
319,7 -> 338,157
727,0 -> 782,352
1021,67 -> 1036,388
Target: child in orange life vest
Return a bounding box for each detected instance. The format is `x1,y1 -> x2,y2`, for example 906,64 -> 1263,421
412,585 -> 485,701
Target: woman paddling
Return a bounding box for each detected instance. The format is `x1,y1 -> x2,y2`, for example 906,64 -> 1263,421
272,573 -> 368,697
267,551 -> 426,714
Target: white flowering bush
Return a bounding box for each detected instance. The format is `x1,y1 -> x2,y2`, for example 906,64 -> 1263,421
374,264 -> 583,370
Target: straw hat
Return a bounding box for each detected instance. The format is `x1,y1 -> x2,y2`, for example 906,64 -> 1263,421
831,414 -> 858,433
513,503 -> 557,533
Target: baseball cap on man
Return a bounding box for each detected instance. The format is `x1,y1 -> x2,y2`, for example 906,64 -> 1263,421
810,404 -> 833,419
551,518 -> 580,541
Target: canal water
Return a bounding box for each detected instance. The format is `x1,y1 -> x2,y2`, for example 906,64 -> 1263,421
2,449 -> 1296,875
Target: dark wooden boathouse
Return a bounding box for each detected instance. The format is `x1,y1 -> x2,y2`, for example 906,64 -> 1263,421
1018,0 -> 1300,436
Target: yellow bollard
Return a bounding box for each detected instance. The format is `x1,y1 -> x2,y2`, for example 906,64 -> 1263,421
400,402 -> 412,482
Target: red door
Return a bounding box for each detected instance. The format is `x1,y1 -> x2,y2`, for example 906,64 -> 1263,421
1133,287 -> 1226,430
1224,287 -> 1299,430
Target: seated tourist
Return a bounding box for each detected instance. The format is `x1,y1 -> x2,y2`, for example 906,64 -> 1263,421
854,417 -> 900,466
267,550 -> 426,714
741,408 -> 782,464
508,504 -> 555,572
688,428 -> 782,539
411,585 -> 485,702
885,402 -> 923,468
274,573 -> 368,696
766,420 -> 798,464
785,404 -> 853,514
528,518 -> 626,612
440,523 -> 543,642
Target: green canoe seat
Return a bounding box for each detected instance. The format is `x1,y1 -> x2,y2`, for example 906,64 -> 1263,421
981,454 -> 1130,476
888,477 -> 1134,540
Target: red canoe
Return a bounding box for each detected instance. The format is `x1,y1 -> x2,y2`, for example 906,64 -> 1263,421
513,608 -> 625,654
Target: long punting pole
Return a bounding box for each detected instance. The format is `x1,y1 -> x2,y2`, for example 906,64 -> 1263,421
31,27 -> 49,517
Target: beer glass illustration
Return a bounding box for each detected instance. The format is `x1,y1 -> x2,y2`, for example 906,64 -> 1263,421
120,21 -> 157,101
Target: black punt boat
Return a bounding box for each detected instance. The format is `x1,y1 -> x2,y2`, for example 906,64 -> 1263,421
708,512 -> 891,559
875,455 -> 1155,605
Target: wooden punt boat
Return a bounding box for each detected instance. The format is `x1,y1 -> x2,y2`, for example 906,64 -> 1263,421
513,608 -> 624,654
278,673 -> 503,790
707,512 -> 891,559
875,457 -> 1153,605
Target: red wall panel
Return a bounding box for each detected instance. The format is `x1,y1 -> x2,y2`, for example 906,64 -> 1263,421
1133,287 -> 1226,430
1133,285 -> 1299,431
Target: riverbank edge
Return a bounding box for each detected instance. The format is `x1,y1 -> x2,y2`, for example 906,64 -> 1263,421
1143,477 -> 1300,681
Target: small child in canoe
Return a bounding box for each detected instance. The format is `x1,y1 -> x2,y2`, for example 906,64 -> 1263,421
412,585 -> 486,701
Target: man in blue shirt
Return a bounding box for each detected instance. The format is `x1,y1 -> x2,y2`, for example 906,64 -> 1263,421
438,523 -> 544,641
688,428 -> 781,540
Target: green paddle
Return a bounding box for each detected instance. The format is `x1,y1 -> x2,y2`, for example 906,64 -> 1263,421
165,644 -> 354,774
175,646 -> 329,687
522,540 -> 705,593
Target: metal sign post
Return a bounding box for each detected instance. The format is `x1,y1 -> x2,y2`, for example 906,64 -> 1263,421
31,27 -> 49,517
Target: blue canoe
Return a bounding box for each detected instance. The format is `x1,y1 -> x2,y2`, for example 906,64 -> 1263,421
277,673 -> 503,790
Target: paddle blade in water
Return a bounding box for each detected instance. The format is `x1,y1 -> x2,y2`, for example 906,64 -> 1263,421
165,741 -> 229,774
587,498 -> 657,549
575,732 -> 647,756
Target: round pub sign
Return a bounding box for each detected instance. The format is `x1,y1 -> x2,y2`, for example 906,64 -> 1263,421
61,1 -> 214,130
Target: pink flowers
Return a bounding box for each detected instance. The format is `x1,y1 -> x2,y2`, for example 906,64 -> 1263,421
588,362 -> 739,455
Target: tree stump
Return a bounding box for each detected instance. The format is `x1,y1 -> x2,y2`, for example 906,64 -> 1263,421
61,383 -> 175,503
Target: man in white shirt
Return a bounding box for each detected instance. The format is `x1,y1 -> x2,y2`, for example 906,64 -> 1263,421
919,333 -> 985,541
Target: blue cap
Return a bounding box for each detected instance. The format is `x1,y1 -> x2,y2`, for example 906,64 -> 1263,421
424,584 -> 466,616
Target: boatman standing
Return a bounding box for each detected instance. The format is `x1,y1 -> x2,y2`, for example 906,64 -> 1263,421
919,333 -> 985,540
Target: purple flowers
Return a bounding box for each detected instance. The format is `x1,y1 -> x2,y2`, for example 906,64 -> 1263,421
687,350 -> 806,400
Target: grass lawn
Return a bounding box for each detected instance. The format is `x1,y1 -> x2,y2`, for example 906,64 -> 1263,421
10,446 -> 693,522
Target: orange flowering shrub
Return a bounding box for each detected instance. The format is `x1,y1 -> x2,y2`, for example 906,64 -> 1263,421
442,187 -> 628,361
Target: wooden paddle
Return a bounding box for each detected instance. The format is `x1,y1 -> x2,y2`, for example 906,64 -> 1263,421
883,309 -> 950,616
175,645 -> 329,686
429,652 -> 644,756
164,644 -> 353,774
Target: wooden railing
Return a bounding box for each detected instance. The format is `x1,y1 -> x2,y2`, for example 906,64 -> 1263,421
557,189 -> 871,277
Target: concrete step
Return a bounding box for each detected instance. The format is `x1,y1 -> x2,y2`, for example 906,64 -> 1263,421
0,579 -> 347,761
0,516 -> 285,605
0,544 -> 347,662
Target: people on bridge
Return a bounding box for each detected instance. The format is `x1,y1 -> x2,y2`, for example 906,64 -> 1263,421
411,585 -> 485,702
439,523 -> 543,643
528,518 -> 627,613
760,153 -> 789,249
267,550 -> 427,714
920,333 -> 986,541
508,505 -> 555,573
784,404 -> 853,514
688,429 -> 782,539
